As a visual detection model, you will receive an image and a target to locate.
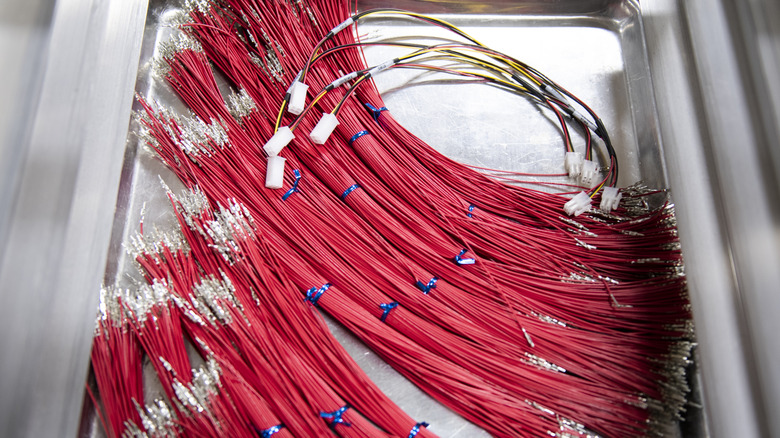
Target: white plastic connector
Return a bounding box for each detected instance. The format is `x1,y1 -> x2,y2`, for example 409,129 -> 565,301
564,191 -> 592,217
309,113 -> 339,144
263,126 -> 295,156
599,187 -> 622,213
287,81 -> 309,115
579,160 -> 600,188
565,151 -> 584,178
265,156 -> 286,189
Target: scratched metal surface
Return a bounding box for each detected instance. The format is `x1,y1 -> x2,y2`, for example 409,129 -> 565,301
79,1 -> 682,437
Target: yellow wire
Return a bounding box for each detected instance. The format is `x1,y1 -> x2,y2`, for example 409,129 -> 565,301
410,51 -> 513,80
397,45 -> 543,89
290,89 -> 328,131
359,10 -> 545,87
273,100 -> 286,133
310,90 -> 328,112
401,59 -> 525,92
591,182 -> 607,198
361,10 -> 485,47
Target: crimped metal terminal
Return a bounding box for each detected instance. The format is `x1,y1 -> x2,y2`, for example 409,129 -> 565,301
226,88 -> 258,121
524,400 -> 603,438
127,228 -> 188,260
134,398 -> 178,438
530,311 -> 569,328
522,353 -> 567,373
191,275 -> 242,325
183,0 -> 213,15
122,280 -> 172,325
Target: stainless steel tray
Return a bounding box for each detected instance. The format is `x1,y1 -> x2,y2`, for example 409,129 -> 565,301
78,1 -> 698,437
13,0 -> 780,436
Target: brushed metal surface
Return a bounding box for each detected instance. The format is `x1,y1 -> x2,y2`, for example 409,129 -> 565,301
681,0 -> 780,436
0,1 -> 148,437
0,0 -> 54,251
643,0 -> 780,437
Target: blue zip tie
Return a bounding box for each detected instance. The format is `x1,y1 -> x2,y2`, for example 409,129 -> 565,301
454,249 -> 476,265
379,301 -> 399,322
320,404 -> 352,428
305,283 -> 331,306
415,277 -> 438,295
408,422 -> 430,438
467,204 -> 476,217
341,184 -> 361,200
282,169 -> 302,200
349,130 -> 370,145
364,103 -> 388,122
257,424 -> 284,438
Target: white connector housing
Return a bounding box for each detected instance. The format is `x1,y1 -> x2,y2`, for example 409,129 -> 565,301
565,151 -> 584,178
579,160 -> 600,188
564,191 -> 592,216
287,81 -> 309,115
265,156 -> 286,189
263,127 -> 295,156
309,113 -> 339,144
599,186 -> 622,213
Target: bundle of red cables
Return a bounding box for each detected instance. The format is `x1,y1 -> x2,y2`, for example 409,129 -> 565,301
87,1 -> 693,437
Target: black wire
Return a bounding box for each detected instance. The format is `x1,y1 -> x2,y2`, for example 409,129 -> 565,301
298,11 -> 619,184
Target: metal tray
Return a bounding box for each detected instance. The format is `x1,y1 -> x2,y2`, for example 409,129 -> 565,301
80,1 -> 695,437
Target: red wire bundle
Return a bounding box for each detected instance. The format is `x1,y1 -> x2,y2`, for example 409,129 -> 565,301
90,0 -> 693,437
89,287 -> 144,438
111,191 -> 437,437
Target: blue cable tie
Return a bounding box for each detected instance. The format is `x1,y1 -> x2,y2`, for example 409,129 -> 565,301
282,169 -> 302,200
408,422 -> 430,438
348,130 -> 370,146
379,301 -> 399,322
320,404 -> 352,428
454,249 -> 476,265
305,283 -> 331,306
467,204 -> 476,218
364,103 -> 388,122
415,277 -> 438,295
341,184 -> 361,200
257,424 -> 284,438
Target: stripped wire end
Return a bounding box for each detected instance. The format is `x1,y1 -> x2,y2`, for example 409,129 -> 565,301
134,398 -> 178,437
96,286 -> 125,329
153,34 -> 203,79
226,88 -> 258,122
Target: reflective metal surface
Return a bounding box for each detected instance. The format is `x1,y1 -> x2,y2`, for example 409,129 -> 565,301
357,3 -> 662,189
2,0 -> 779,436
0,1 -> 148,437
644,0 -> 780,436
